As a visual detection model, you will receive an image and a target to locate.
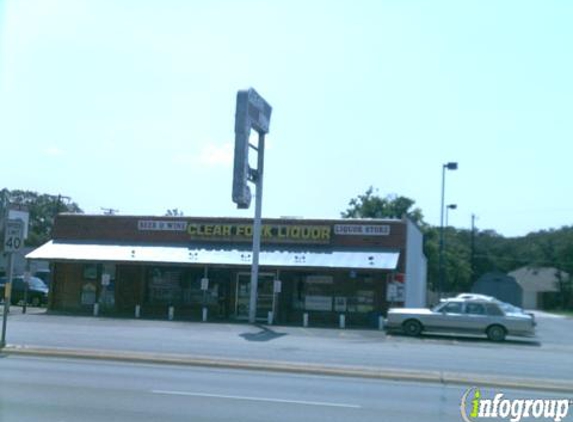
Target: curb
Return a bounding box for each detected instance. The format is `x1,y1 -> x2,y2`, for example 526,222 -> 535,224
3,344 -> 573,393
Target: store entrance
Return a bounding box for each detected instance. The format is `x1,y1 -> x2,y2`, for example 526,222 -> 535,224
234,273 -> 274,320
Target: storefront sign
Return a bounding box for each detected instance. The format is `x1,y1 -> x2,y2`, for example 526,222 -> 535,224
138,220 -> 188,231
188,223 -> 331,243
334,224 -> 390,236
138,220 -> 331,244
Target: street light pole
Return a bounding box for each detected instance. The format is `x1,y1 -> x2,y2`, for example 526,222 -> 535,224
438,162 -> 458,299
445,204 -> 457,228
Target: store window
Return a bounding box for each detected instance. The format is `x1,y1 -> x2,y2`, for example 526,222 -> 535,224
180,270 -> 219,307
146,267 -> 182,305
83,263 -> 98,280
300,275 -> 334,312
100,263 -> 116,307
294,273 -> 379,314
346,276 -> 376,313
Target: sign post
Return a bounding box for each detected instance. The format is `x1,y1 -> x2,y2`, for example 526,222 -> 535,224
1,219 -> 24,348
231,88 -> 272,324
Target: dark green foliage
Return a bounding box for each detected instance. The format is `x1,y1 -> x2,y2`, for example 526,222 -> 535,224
1,188 -> 83,247
341,186 -> 424,225
343,187 -> 573,307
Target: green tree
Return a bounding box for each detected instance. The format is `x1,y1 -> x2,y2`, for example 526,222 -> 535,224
341,187 -> 424,224
343,188 -> 573,304
165,208 -> 184,217
1,189 -> 82,246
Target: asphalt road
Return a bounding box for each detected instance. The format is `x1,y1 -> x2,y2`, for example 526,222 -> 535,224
2,355 -> 569,422
2,308 -> 573,383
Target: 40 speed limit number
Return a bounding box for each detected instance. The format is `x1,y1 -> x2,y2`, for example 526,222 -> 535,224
4,220 -> 24,252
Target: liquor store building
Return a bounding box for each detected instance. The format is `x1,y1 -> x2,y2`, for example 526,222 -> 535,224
27,214 -> 427,328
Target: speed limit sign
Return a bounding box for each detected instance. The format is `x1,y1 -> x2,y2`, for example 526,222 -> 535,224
4,219 -> 24,253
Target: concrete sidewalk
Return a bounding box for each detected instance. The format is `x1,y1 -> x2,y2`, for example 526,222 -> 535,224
2,307 -> 573,393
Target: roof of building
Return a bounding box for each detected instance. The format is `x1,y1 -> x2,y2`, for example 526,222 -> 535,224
507,266 -> 568,293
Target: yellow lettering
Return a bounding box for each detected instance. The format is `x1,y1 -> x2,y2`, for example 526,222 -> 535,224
222,225 -> 231,236
188,224 -> 198,235
321,227 -> 330,240
310,227 -> 321,239
290,226 -> 301,238
262,225 -> 272,238
204,225 -> 213,235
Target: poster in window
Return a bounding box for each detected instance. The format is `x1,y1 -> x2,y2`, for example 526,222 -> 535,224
83,264 -> 98,280
334,296 -> 347,312
304,295 -> 332,311
386,282 -> 405,302
81,283 -> 97,305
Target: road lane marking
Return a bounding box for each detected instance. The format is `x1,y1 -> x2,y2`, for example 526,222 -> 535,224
151,390 -> 362,408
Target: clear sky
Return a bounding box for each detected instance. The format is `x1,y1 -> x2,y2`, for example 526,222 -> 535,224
0,0 -> 571,237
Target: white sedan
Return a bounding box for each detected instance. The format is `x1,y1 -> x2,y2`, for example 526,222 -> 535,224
385,297 -> 536,342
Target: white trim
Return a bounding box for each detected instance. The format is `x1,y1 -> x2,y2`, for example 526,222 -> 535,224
27,241 -> 400,271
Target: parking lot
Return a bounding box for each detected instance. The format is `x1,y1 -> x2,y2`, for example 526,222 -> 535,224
2,307 -> 573,384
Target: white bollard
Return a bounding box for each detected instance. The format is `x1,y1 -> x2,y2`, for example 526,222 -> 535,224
378,315 -> 385,330
135,304 -> 141,319
267,311 -> 273,325
339,314 -> 346,329
202,307 -> 208,322
303,312 -> 309,327
93,303 -> 99,317
168,306 -> 174,321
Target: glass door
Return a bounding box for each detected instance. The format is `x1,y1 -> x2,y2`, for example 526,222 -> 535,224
235,273 -> 274,320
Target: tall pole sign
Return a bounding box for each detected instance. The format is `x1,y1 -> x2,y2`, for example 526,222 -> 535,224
232,88 -> 272,323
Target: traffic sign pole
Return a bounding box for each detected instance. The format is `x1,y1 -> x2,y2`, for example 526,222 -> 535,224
1,218 -> 23,348
1,252 -> 14,348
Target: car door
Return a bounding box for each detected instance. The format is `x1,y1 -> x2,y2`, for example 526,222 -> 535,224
462,302 -> 489,333
431,301 -> 465,332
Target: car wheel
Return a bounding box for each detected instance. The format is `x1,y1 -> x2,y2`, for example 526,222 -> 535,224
486,325 -> 506,342
402,319 -> 423,336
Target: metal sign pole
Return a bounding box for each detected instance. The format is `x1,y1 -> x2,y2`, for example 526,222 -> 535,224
248,133 -> 265,324
1,252 -> 14,348
232,88 -> 272,325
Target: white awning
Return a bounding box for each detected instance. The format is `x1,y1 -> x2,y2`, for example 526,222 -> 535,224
26,241 -> 399,270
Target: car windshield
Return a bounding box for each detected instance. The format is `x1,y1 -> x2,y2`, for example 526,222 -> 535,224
27,278 -> 48,290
